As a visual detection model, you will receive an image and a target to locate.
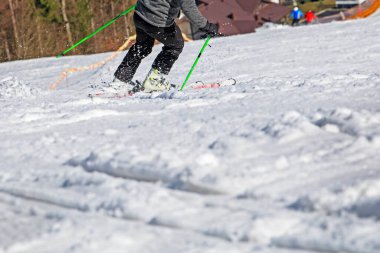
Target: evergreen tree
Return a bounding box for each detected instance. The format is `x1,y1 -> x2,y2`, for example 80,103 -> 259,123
34,0 -> 62,23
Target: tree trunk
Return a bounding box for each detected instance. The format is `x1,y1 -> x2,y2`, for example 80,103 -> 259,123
61,0 -> 74,46
111,1 -> 117,38
122,0 -> 131,38
2,31 -> 12,61
90,1 -> 98,53
91,18 -> 98,53
99,0 -> 105,50
8,0 -> 20,58
19,0 -> 27,58
37,22 -> 44,57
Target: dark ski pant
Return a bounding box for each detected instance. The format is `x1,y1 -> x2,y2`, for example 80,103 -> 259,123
114,13 -> 184,82
291,19 -> 300,26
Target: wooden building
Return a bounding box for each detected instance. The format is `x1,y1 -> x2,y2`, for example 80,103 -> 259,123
178,0 -> 291,39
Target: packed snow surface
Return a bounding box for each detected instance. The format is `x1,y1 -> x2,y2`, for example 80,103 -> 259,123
1,13 -> 380,253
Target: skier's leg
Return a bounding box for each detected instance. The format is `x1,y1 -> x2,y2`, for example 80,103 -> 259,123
114,22 -> 155,82
151,25 -> 185,75
139,24 -> 184,92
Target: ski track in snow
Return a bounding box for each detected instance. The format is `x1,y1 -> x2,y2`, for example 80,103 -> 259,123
1,13 -> 380,253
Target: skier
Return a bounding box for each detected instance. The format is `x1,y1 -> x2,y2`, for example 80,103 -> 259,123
305,10 -> 316,24
290,7 -> 304,26
108,0 -> 219,93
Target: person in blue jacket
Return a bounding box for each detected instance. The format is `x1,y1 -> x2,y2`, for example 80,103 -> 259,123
290,7 -> 304,26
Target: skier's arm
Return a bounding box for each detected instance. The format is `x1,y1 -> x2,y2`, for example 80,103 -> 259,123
179,0 -> 207,29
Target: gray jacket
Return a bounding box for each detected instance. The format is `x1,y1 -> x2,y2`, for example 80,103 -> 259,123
135,0 -> 207,28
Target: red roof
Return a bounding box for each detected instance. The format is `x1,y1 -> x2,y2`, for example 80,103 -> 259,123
236,0 -> 261,13
198,0 -> 258,35
259,3 -> 292,22
188,0 -> 291,37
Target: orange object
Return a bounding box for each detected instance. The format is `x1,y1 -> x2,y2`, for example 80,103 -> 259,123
350,0 -> 380,19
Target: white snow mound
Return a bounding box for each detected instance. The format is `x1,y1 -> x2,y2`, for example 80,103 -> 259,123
0,76 -> 41,99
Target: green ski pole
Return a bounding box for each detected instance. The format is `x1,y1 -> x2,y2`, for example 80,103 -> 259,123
180,36 -> 211,91
57,5 -> 136,58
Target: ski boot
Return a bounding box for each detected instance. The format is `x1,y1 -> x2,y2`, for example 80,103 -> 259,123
99,77 -> 137,93
142,68 -> 172,93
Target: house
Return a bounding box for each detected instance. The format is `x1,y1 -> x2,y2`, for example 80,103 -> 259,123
177,0 -> 291,39
336,0 -> 366,8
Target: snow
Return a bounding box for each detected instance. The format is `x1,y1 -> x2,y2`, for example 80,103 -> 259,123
0,77 -> 42,99
1,12 -> 380,253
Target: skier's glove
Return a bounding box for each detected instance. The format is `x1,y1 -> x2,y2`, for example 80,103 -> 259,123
199,21 -> 220,38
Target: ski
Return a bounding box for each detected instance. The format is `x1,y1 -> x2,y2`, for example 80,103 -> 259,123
88,78 -> 236,99
188,78 -> 236,90
88,80 -> 143,99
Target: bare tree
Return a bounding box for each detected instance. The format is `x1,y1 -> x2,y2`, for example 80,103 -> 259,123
90,19 -> 98,52
8,0 -> 20,57
36,21 -> 44,57
122,0 -> 131,38
1,0 -> 138,61
19,0 -> 28,58
2,31 -> 12,61
111,1 -> 117,38
61,0 -> 74,46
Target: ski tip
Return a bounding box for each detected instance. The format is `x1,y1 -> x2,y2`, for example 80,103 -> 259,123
56,54 -> 64,58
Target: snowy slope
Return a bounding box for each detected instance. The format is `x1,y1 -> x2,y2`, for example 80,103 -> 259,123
1,12 -> 380,253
